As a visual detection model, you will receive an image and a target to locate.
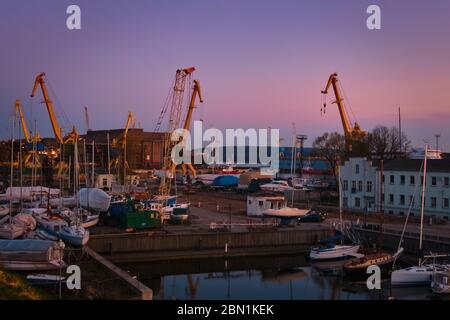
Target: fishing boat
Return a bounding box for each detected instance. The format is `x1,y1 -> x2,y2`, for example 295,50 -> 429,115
0,239 -> 65,271
118,199 -> 162,230
431,265 -> 450,294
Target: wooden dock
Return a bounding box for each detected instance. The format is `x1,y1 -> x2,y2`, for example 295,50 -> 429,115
83,247 -> 153,300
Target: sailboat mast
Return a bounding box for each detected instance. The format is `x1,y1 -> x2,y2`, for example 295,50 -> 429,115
338,165 -> 343,234
91,140 -> 95,188
419,144 -> 428,251
9,114 -> 15,223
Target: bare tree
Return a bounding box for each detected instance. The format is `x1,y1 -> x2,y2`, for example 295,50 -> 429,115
312,132 -> 346,184
368,125 -> 410,159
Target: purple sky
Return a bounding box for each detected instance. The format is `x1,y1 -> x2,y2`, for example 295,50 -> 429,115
1,0 -> 450,150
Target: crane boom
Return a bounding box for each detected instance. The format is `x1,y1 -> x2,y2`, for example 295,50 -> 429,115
321,73 -> 352,137
15,100 -> 31,143
30,72 -> 63,144
321,73 -> 366,151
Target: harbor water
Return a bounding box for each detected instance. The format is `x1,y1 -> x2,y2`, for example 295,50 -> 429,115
119,254 -> 448,300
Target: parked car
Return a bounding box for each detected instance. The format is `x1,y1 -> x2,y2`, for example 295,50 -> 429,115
297,210 -> 326,223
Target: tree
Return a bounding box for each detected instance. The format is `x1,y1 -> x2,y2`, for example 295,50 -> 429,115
368,125 -> 410,160
312,132 -> 346,184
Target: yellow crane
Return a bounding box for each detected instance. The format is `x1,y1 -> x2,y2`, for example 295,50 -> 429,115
110,111 -> 133,184
170,79 -> 203,177
14,99 -> 42,168
321,73 -> 367,152
30,72 -> 80,176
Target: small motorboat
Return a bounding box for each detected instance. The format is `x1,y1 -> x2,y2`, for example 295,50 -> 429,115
391,264 -> 442,286
26,273 -> 66,285
260,180 -> 293,193
431,265 -> 450,294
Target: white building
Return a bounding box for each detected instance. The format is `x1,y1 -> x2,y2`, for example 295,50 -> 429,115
246,195 -> 286,217
383,159 -> 450,219
339,158 -> 380,213
340,158 -> 450,219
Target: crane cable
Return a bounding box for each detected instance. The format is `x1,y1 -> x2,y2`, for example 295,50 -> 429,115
46,75 -> 72,135
154,75 -> 176,132
338,79 -> 358,128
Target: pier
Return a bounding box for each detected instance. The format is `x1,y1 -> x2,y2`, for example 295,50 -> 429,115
89,226 -> 332,263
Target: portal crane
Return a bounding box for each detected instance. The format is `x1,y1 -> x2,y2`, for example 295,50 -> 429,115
170,79 -> 203,177
321,73 -> 367,151
30,72 -> 80,177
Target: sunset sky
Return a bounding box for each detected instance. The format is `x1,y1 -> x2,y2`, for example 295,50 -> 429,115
1,0 -> 450,150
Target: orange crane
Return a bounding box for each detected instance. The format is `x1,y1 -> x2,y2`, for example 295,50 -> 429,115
321,73 -> 367,152
30,72 -> 80,176
14,99 -> 42,168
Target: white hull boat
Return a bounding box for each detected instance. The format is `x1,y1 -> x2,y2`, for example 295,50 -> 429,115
391,264 -> 445,286
263,207 -> 309,218
260,180 -> 293,193
309,244 -> 361,260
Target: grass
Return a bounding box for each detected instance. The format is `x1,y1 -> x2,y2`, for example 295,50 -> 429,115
0,268 -> 46,300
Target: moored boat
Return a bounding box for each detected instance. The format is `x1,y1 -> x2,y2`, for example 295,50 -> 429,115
431,265 -> 450,294
343,252 -> 397,278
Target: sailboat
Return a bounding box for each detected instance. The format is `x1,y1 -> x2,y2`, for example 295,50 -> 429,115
391,145 -> 445,286
0,116 -> 26,240
309,166 -> 360,260
34,137 -> 89,247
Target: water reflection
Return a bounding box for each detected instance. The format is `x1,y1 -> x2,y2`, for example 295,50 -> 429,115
120,255 -> 449,300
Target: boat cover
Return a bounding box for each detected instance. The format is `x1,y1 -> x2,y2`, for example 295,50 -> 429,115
79,188 -> 111,212
6,187 -> 60,200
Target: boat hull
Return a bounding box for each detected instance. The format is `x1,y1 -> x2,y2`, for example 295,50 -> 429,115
391,265 -> 435,286
309,245 -> 360,261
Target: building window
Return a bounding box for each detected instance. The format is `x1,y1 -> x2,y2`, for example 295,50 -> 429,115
355,197 -> 361,208
366,181 -> 373,193
432,177 -> 437,186
358,181 -> 363,192
389,194 -> 394,205
102,178 -> 108,187
388,210 -> 394,215
258,201 -> 264,206
445,177 -> 449,187
352,181 -> 356,192
443,198 -> 449,209
410,176 -> 415,185
400,195 -> 405,206
343,180 -> 348,191
355,164 -> 360,174
343,197 -> 348,208
400,175 -> 405,185
421,176 -> 424,186
390,175 -> 395,184
431,197 -> 437,208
